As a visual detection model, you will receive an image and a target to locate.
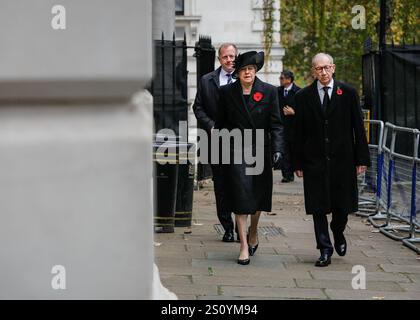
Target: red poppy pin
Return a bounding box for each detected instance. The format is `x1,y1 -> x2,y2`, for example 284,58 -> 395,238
253,92 -> 264,102
337,87 -> 343,95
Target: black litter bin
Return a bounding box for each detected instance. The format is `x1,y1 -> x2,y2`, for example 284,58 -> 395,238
153,140 -> 179,233
175,143 -> 195,228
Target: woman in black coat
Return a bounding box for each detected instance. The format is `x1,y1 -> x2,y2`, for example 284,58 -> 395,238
215,51 -> 286,265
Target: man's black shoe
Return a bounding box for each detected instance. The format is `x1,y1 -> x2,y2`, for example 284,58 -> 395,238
315,253 -> 332,267
222,231 -> 235,242
334,236 -> 347,256
281,176 -> 294,183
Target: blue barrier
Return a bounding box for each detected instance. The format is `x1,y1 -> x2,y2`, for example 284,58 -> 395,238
357,120 -> 384,217
402,131 -> 420,253
371,123 -> 420,245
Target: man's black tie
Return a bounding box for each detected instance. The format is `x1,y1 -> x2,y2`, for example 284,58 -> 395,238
284,89 -> 288,97
322,86 -> 330,113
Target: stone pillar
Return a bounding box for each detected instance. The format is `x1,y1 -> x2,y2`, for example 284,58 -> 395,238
152,0 -> 175,39
251,0 -> 285,84
0,0 -> 155,299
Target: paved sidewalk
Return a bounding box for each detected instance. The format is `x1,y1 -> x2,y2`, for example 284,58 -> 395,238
154,171 -> 420,300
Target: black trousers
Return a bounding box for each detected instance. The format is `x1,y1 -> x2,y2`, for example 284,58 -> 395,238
281,139 -> 294,179
211,164 -> 235,233
312,212 -> 348,255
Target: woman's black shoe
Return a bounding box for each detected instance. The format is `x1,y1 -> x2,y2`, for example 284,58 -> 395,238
248,243 -> 259,256
248,226 -> 259,256
237,258 -> 250,265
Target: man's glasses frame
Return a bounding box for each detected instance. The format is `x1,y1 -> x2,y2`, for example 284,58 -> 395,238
313,65 -> 334,73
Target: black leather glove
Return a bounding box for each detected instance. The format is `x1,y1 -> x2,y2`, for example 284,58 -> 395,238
272,152 -> 284,170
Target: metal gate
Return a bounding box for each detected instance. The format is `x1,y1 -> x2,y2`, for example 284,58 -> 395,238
362,41 -> 420,155
194,36 -> 216,181
151,33 -> 188,140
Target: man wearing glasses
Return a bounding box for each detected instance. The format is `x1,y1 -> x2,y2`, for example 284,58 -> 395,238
278,70 -> 300,183
293,53 -> 370,267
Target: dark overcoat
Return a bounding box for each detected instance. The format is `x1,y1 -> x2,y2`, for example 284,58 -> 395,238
193,67 -> 222,133
192,67 -> 224,181
216,77 -> 286,214
293,80 -> 371,215
193,67 -> 225,169
278,83 -> 300,142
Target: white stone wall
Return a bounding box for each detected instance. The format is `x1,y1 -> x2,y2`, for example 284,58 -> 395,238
153,0 -> 175,39
0,0 -> 157,299
0,0 -> 152,100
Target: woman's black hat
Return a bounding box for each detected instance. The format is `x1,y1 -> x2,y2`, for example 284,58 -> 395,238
233,51 -> 265,75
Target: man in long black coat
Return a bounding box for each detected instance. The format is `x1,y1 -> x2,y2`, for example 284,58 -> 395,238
193,43 -> 238,242
278,70 -> 300,182
293,53 -> 370,267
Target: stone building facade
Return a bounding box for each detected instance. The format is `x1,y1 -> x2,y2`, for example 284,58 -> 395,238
175,0 -> 285,104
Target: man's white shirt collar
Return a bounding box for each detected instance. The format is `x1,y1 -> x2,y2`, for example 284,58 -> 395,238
317,79 -> 334,92
317,79 -> 334,100
285,83 -> 294,92
219,68 -> 236,86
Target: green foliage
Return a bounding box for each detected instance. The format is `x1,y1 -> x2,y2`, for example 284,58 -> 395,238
263,0 -> 275,70
280,0 -> 420,91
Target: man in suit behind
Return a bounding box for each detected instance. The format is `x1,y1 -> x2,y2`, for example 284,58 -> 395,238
278,70 -> 300,183
293,53 -> 370,267
193,43 -> 238,242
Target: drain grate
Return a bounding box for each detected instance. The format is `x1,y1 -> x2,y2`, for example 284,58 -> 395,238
259,225 -> 284,237
214,224 -> 284,237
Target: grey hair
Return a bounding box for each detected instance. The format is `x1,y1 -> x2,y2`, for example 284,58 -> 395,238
218,43 -> 238,57
312,53 -> 334,66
